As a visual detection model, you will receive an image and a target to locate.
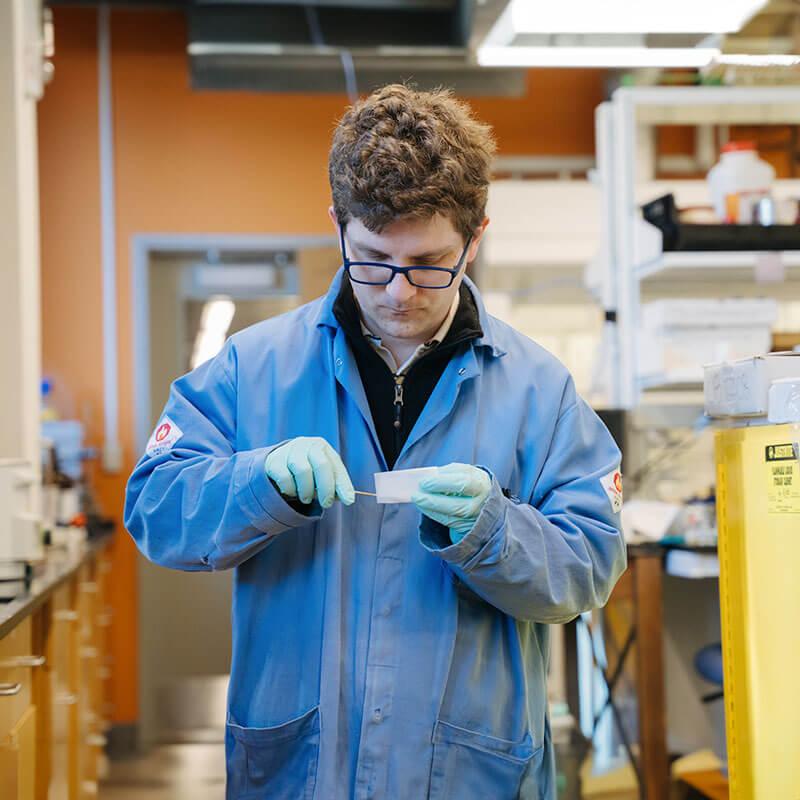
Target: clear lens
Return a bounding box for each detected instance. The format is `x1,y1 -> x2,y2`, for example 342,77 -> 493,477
407,269 -> 452,288
349,263 -> 453,288
349,264 -> 394,284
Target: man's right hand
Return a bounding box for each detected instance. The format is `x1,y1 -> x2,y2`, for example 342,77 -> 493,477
264,437 -> 356,509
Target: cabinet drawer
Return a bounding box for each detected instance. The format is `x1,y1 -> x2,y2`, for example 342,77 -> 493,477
50,583 -> 76,693
0,704 -> 36,800
0,618 -> 33,736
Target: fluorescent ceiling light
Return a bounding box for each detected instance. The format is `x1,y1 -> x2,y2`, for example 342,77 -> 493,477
716,53 -> 800,67
500,0 -> 767,35
194,265 -> 277,292
191,297 -> 235,369
478,46 -> 719,68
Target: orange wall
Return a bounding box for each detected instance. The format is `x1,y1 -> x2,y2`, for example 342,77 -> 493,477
38,7 -> 607,726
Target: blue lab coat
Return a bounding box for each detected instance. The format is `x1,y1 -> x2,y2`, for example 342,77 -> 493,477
124,269 -> 626,799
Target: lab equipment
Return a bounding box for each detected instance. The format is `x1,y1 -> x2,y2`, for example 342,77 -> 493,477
40,377 -> 58,421
669,499 -> 716,547
41,419 -> 85,481
707,141 -> 775,223
0,459 -> 42,564
640,191 -> 800,251
752,195 -> 775,226
620,499 -> 680,542
665,550 -> 719,580
42,419 -> 85,481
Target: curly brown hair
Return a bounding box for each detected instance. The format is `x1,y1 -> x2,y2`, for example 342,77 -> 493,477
329,84 -> 496,241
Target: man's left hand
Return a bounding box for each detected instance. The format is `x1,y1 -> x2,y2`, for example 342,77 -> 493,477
412,463 -> 492,543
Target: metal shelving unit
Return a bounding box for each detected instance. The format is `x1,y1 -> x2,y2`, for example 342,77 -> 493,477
594,86 -> 800,408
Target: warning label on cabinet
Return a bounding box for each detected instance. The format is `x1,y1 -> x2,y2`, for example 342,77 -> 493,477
765,443 -> 800,515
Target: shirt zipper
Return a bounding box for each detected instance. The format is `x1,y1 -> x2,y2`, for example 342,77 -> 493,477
389,331 -> 481,462
393,374 -> 406,453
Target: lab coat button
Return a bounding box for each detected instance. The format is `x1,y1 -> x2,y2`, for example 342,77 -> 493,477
372,708 -> 382,722
336,358 -> 343,368
458,367 -> 466,375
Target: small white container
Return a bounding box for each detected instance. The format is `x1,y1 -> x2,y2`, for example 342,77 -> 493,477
707,141 -> 775,223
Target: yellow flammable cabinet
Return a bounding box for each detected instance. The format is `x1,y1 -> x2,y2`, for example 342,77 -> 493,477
715,422 -> 800,799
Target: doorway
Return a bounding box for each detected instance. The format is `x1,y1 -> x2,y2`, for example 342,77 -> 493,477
131,233 -> 339,748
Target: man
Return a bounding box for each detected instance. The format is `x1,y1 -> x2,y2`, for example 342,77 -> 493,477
125,84 -> 626,799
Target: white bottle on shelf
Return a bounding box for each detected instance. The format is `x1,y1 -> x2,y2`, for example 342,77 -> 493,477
707,141 -> 775,224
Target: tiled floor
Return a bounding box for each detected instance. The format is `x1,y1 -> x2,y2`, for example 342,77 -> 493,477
99,743 -> 226,799
97,737 -> 587,799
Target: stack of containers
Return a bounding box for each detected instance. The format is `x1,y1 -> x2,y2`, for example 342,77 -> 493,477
639,298 -> 778,384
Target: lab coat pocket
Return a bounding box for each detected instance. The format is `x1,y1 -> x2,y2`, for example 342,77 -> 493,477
428,719 -> 542,800
226,705 -> 320,800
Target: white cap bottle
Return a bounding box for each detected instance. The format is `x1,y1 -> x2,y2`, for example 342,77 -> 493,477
707,141 -> 775,224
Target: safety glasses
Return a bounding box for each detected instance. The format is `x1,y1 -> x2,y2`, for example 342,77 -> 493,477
339,224 -> 472,289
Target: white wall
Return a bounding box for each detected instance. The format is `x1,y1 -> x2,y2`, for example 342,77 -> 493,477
0,0 -> 43,464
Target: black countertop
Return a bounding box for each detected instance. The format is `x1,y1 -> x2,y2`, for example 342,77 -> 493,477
0,533 -> 114,640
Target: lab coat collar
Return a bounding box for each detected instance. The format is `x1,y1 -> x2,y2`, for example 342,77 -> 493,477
315,267 -> 507,359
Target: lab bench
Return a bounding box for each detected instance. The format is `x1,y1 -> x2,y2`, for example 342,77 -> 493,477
0,533 -> 114,800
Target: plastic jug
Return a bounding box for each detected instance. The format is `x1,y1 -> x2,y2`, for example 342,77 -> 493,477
707,141 -> 775,224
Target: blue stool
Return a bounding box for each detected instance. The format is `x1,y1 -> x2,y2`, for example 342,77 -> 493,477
694,643 -> 724,703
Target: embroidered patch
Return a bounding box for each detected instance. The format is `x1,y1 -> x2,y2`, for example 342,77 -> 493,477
146,416 -> 184,457
600,468 -> 623,513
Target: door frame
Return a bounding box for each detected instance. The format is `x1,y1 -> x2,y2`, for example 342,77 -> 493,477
131,232 -> 336,454
130,232 -> 336,746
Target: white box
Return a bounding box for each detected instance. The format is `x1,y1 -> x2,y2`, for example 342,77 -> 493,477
704,352 -> 800,418
640,299 -> 777,384
641,298 -> 777,331
639,328 -> 772,382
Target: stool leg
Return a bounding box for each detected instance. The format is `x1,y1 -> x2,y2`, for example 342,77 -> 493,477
633,553 -> 669,800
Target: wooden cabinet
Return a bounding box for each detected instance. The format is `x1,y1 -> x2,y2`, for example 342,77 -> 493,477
0,617 -> 38,800
49,583 -> 76,800
75,560 -> 109,798
1,705 -> 37,800
0,539 -> 113,800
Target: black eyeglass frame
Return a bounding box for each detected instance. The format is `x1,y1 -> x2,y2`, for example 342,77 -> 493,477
338,224 -> 473,289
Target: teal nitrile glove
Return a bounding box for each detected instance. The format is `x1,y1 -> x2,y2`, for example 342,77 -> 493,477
412,463 -> 492,543
264,437 -> 356,509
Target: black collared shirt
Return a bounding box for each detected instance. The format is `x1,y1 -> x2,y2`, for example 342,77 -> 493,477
333,277 -> 483,470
